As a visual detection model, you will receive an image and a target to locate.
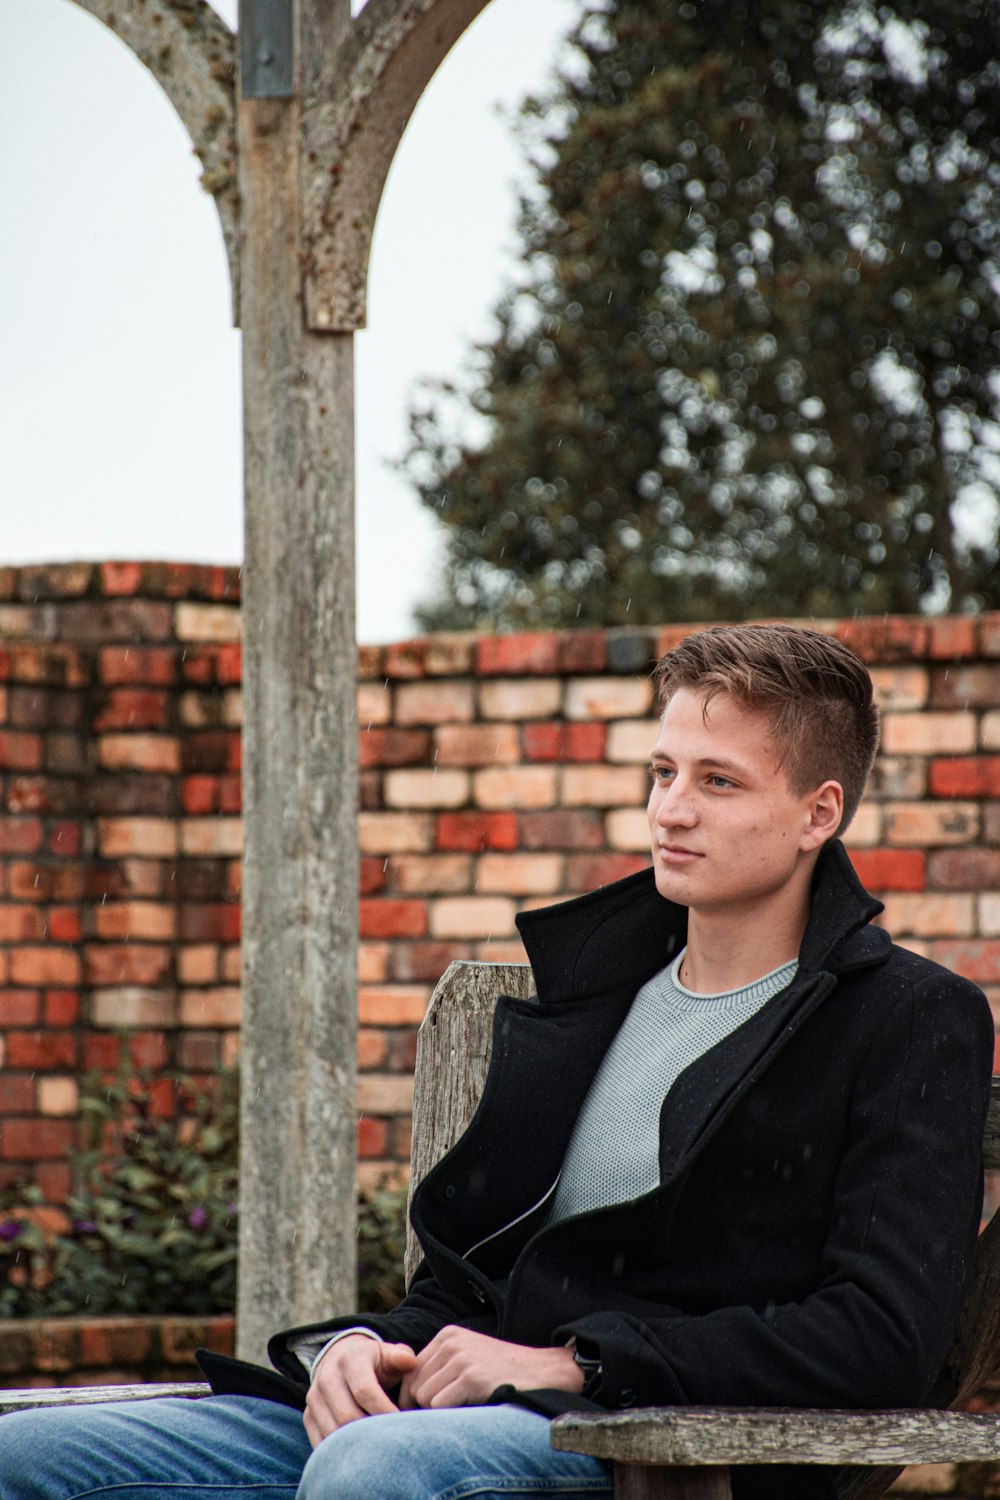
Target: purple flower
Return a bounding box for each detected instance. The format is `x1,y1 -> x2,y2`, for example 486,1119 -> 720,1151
73,1220 -> 99,1235
0,1221 -> 22,1243
188,1206 -> 208,1231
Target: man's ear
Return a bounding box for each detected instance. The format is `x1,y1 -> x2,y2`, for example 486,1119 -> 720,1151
800,781 -> 844,851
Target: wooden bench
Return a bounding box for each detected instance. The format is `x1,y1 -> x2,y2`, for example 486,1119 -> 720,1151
4,959 -> 1000,1500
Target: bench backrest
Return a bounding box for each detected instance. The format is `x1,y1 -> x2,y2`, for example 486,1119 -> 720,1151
406,960 -> 1000,1408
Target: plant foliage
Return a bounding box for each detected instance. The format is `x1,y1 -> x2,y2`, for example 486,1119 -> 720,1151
405,0 -> 1000,629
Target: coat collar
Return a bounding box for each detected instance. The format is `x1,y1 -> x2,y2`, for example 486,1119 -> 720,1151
516,838 -> 888,1006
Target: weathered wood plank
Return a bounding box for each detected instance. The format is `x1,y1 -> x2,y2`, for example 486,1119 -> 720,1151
404,960 -> 534,1284
0,1383 -> 209,1416
550,1408 -> 1000,1467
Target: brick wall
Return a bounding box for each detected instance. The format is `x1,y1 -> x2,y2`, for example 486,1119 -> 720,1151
1,565 -> 998,1206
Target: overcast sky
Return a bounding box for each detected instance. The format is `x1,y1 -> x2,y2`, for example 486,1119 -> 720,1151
0,0 -> 577,641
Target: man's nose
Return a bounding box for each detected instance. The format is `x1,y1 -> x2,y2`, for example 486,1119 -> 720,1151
654,777 -> 697,825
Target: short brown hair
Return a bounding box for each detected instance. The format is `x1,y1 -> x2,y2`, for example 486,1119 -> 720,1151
652,624 -> 880,833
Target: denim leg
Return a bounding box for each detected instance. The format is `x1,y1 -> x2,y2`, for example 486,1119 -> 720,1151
0,1394 -> 312,1500
297,1403 -> 613,1500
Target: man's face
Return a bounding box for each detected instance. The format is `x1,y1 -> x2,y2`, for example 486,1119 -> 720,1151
646,686 -> 829,919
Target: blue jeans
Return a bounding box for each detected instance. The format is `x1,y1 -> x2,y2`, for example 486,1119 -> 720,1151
0,1395 -> 613,1500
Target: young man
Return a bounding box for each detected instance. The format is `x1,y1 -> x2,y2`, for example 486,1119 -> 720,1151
3,624 -> 993,1500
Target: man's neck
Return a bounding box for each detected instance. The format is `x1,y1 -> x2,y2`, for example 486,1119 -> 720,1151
680,884 -> 811,995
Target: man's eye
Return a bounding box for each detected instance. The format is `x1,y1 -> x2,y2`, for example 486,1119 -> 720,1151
708,775 -> 734,789
648,764 -> 674,782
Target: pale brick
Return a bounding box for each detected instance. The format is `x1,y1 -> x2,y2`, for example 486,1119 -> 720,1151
473,766 -> 558,810
880,893 -> 976,938
606,720 -> 658,764
866,756 -> 926,800
395,680 -> 474,725
479,679 -> 562,721
389,854 -> 472,894
38,1077 -> 78,1116
180,818 -> 243,856
883,802 -> 979,846
384,769 -> 469,810
357,1074 -> 415,1114
881,712 -> 976,755
178,945 -> 219,984
430,896 -> 518,939
179,988 -> 242,1027
223,690 -> 243,727
358,942 -> 390,982
220,946 -> 241,982
474,938 -> 530,964
980,895 -> 1000,937
175,602 -> 241,642
840,802 -> 881,848
982,711 -> 1000,751
358,681 -> 392,727
98,817 -> 178,858
221,1032 -> 240,1069
358,986 -> 430,1025
565,677 -> 653,721
606,807 -> 651,852
358,812 -> 434,854
98,734 -> 181,773
92,988 -> 178,1028
561,765 -> 648,807
476,853 -> 563,895
357,1162 -> 408,1196
868,666 -> 929,712
95,901 -> 176,941
435,724 -> 520,765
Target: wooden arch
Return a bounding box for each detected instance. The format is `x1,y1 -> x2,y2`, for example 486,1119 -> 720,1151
67,0 -> 495,1363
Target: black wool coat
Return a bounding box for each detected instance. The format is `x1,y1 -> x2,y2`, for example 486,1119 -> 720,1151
200,842 -> 993,1432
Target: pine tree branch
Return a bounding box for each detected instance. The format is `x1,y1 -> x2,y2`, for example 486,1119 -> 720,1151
68,0 -> 239,318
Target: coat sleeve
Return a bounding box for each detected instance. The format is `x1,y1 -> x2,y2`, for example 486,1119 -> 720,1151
555,974 -> 994,1411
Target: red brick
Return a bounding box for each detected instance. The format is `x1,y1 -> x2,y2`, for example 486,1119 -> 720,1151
43,991 -> 79,1026
0,819 -> 43,855
359,728 -> 431,769
834,617 -> 928,663
930,941 -> 1000,985
848,848 -> 926,892
518,810 -> 605,850
98,647 -> 177,686
131,1031 -> 169,1071
931,665 -> 1000,710
981,613 -> 1000,657
179,904 -> 240,944
358,1116 -> 388,1157
0,992 -> 41,1025
358,645 -> 384,679
359,900 -> 428,939
522,722 -> 607,763
100,561 -> 143,595
358,1029 -> 388,1069
930,757 -> 1000,799
383,640 -> 426,679
0,1074 -> 35,1111
435,812 -> 518,852
929,616 -> 977,660
5,776 -> 51,815
47,908 -> 82,942
361,856 -> 388,895
929,850 -> 1000,890
83,945 -> 171,986
389,942 -> 473,982
93,689 -> 169,733
0,905 -> 46,940
567,853 -> 651,890
9,643 -> 88,688
182,732 -> 241,773
81,1033 -> 120,1070
0,1118 -> 73,1161
49,821 -> 83,857
33,1161 -> 72,1201
476,634 -> 560,675
5,1030 -> 76,1070
558,632 -> 608,673
0,732 -> 42,771
9,948 -> 82,986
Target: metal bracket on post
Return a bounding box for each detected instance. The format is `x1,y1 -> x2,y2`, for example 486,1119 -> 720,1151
240,0 -> 294,98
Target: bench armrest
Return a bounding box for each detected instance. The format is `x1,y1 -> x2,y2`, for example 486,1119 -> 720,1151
0,1382 -> 210,1416
550,1406 -> 1000,1467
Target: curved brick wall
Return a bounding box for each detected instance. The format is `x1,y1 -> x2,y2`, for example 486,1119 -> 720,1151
0,564 -> 998,1207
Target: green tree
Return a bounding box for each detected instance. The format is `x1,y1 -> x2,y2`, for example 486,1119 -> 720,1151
404,0 -> 1000,629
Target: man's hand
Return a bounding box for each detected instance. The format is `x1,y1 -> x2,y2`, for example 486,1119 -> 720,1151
304,1335 -> 418,1448
398,1327 -> 584,1411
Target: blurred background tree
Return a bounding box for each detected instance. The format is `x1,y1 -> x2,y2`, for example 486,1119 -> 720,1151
403,0 -> 1000,629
